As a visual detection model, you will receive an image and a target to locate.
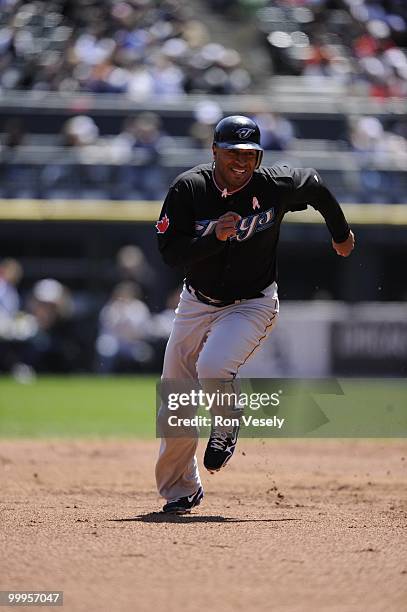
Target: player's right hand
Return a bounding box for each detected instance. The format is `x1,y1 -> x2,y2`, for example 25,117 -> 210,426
215,211 -> 242,241
332,229 -> 355,257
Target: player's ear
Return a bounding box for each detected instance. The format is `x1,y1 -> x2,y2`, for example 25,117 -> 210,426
212,144 -> 217,158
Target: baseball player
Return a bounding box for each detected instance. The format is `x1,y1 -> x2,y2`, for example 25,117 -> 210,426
155,115 -> 355,514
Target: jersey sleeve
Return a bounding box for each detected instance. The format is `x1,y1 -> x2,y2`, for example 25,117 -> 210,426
155,179 -> 225,267
278,165 -> 350,243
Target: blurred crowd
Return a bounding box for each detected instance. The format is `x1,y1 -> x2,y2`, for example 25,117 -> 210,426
0,0 -> 405,98
1,104 -> 405,202
257,0 -> 407,99
0,0 -> 405,203
0,250 -> 180,375
0,111 -> 174,199
0,0 -> 252,96
0,103 -> 299,199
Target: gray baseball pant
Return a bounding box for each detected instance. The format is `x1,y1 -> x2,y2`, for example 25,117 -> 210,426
155,282 -> 279,502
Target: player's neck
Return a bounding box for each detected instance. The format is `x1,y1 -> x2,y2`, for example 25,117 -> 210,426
212,166 -> 252,197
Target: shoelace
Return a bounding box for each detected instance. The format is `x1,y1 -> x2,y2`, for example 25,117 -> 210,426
210,431 -> 229,451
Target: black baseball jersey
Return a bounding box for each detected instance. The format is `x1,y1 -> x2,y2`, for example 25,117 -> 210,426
156,163 -> 350,301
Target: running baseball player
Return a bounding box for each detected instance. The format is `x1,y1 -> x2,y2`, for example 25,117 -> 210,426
155,115 -> 355,514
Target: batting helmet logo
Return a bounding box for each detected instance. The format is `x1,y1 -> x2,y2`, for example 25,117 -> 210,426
236,127 -> 255,139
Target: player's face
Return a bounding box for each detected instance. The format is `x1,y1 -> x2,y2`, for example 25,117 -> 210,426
212,146 -> 258,190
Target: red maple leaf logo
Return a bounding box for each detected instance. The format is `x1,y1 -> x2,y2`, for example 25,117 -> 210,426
155,214 -> 170,234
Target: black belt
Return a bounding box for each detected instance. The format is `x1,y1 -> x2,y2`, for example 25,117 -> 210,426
186,284 -> 264,308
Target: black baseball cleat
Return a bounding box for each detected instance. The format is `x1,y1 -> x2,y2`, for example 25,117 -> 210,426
204,425 -> 240,473
162,486 -> 204,514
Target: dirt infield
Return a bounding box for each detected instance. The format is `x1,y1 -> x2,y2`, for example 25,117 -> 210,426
1,439 -> 406,612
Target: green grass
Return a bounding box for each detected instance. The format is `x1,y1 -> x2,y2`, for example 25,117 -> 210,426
272,378 -> 407,438
0,376 -> 158,438
0,376 -> 405,438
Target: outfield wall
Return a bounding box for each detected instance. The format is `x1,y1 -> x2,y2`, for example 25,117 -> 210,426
1,200 -> 406,306
0,200 -> 406,375
241,302 -> 407,378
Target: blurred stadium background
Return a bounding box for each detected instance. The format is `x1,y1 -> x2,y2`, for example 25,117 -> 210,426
0,0 -> 406,382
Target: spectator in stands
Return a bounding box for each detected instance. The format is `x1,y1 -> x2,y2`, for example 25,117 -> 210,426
0,118 -> 26,151
189,99 -> 223,148
116,245 -> 157,302
110,112 -> 170,199
62,115 -> 101,155
348,115 -> 407,202
0,0 -> 251,97
260,0 -> 407,99
151,286 -> 183,340
0,258 -> 23,318
251,110 -> 295,151
95,281 -> 155,373
41,115 -> 109,198
24,278 -> 85,372
184,44 -> 251,94
149,285 -> 184,372
0,258 -> 38,374
0,119 -> 29,197
151,55 -> 185,96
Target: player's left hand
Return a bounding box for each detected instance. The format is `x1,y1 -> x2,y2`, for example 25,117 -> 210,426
332,230 -> 355,257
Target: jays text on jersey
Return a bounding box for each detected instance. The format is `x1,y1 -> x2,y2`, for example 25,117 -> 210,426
156,163 -> 350,301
